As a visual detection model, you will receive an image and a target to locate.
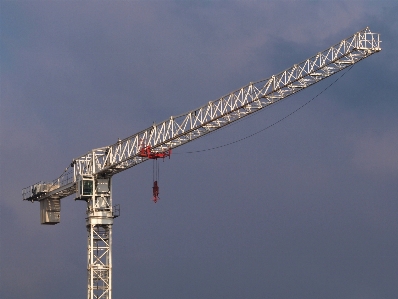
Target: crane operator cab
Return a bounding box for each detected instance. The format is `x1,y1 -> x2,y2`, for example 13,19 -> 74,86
76,175 -> 94,200
75,175 -> 112,211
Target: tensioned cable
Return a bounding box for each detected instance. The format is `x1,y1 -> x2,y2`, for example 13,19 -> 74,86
50,165 -> 72,186
175,65 -> 354,155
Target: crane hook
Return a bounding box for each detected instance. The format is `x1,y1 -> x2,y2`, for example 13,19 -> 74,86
152,180 -> 159,203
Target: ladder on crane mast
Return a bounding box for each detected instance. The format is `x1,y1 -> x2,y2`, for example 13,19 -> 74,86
22,27 -> 381,299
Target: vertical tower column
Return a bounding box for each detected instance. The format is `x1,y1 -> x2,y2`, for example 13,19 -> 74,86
85,177 -> 114,299
87,224 -> 112,299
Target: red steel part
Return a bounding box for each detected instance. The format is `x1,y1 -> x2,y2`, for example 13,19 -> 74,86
138,145 -> 171,160
152,181 -> 159,203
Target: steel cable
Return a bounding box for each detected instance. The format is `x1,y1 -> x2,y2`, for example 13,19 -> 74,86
175,65 -> 355,154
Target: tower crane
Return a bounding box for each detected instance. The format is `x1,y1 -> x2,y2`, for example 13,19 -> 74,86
22,27 -> 381,299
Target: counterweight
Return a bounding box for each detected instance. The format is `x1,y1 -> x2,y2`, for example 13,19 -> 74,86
22,27 -> 381,299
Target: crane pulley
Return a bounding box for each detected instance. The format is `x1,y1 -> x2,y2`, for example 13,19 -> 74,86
138,145 -> 172,160
21,27 -> 381,299
137,139 -> 171,202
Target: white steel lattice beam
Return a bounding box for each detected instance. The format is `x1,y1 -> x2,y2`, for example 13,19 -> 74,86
87,225 -> 112,299
22,27 -> 381,204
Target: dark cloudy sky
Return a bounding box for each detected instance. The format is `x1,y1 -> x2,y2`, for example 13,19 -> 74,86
1,1 -> 397,298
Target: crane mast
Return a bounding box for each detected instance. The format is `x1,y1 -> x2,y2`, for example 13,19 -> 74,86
22,27 -> 381,299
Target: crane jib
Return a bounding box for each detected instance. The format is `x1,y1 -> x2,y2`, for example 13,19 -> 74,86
22,27 -> 381,204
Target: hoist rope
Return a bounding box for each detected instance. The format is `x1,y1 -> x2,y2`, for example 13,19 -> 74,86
153,159 -> 160,183
175,65 -> 354,155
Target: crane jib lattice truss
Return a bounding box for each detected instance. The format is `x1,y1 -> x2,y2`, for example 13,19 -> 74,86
22,27 -> 381,299
23,27 -> 381,204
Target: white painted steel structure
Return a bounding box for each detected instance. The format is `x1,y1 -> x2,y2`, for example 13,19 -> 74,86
22,27 -> 381,299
